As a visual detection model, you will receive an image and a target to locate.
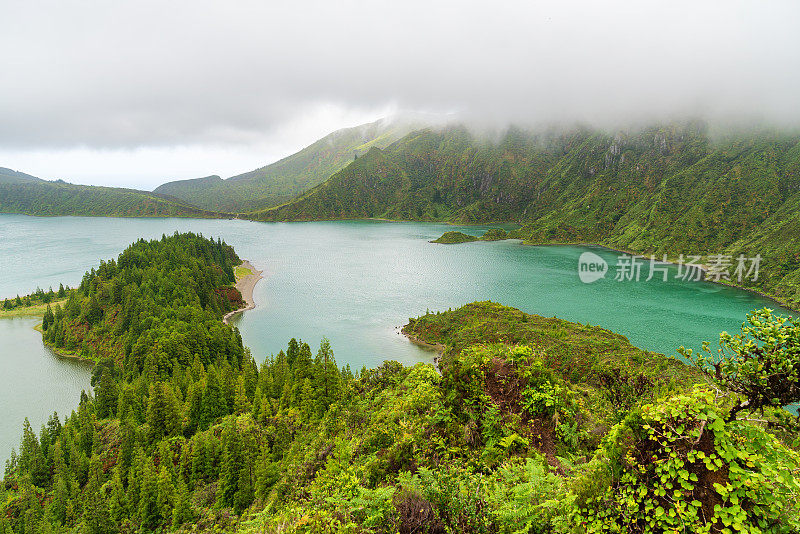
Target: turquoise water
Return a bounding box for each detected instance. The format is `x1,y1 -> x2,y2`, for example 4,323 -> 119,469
0,214 -> 793,464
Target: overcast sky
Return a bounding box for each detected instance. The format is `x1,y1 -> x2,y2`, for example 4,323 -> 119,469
1,0 -> 799,190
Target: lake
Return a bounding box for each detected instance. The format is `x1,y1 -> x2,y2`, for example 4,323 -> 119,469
0,213 -> 793,464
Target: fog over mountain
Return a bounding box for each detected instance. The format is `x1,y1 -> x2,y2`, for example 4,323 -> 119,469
1,0 -> 798,188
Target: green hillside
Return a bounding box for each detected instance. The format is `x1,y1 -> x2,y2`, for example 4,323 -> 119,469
251,123 -> 800,309
0,167 -> 45,184
150,174 -> 225,202
0,180 -> 229,218
153,118 -> 417,212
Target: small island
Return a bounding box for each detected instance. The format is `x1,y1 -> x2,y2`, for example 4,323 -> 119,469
431,228 -> 509,244
431,231 -> 479,244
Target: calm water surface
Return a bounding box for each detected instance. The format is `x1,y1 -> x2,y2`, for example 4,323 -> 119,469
0,317 -> 93,465
0,214 -> 793,463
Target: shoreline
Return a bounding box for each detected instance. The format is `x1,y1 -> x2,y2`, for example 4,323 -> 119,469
33,323 -> 99,365
223,260 -> 264,324
400,326 -> 446,367
44,343 -> 98,366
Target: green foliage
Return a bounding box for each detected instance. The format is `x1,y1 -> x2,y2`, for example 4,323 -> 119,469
432,231 -> 479,244
571,388 -> 800,533
404,301 -> 698,395
681,308 -> 800,422
42,231 -> 243,368
431,228 -> 511,245
480,228 -> 509,241
2,238 -> 798,533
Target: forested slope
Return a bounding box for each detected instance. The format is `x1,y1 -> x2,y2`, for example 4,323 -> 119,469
2,235 -> 798,532
0,180 -> 229,218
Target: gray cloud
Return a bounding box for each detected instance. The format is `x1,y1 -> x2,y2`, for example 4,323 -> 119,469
1,0 -> 799,153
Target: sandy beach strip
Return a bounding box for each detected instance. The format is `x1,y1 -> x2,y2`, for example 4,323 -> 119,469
223,260 -> 263,324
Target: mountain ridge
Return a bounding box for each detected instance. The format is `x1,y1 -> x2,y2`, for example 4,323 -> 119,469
153,117 -> 419,211
0,179 -> 230,218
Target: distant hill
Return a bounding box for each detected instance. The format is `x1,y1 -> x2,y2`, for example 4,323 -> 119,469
0,167 -> 45,184
251,122 -> 800,309
153,117 -> 418,212
150,174 -> 224,201
0,179 -> 229,218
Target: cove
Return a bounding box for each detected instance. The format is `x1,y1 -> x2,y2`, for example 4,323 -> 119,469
0,317 -> 93,466
0,214 -> 794,464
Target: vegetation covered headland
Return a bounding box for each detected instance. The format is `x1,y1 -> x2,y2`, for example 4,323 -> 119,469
2,234 -> 800,532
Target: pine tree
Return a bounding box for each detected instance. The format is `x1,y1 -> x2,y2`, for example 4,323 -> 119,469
126,447 -> 146,513
117,417 -> 136,483
191,434 -> 207,484
201,369 -> 228,429
42,304 -> 54,331
156,464 -> 176,526
137,459 -> 159,530
286,338 -> 299,367
234,375 -> 250,414
156,439 -> 175,478
107,468 -> 129,523
315,337 -> 339,412
46,412 -> 61,442
49,441 -> 74,525
82,458 -> 116,534
216,421 -> 241,508
251,386 -> 263,420
50,470 -> 71,526
18,419 -> 49,487
146,382 -> 182,443
172,477 -> 194,529
94,367 -> 118,419
296,342 -> 313,378
243,358 -> 258,400
233,464 -> 255,514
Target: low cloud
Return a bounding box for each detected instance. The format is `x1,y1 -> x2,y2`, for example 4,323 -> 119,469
1,0 -> 799,184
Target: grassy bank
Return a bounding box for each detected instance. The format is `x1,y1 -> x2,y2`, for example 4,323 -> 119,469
0,299 -> 67,319
234,264 -> 254,278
